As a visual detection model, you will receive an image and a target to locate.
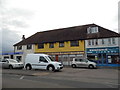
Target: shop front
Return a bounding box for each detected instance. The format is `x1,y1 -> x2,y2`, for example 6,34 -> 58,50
87,47 -> 120,65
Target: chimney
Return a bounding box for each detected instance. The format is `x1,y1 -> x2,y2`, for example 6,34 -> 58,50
22,35 -> 25,40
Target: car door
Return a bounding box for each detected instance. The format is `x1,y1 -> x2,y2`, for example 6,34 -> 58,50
38,56 -> 48,69
1,60 -> 9,68
75,59 -> 82,67
79,59 -> 88,67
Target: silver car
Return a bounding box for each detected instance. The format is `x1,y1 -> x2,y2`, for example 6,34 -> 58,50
71,58 -> 97,69
0,59 -> 10,69
0,59 -> 24,69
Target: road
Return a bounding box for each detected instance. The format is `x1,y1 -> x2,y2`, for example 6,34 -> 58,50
1,67 -> 120,88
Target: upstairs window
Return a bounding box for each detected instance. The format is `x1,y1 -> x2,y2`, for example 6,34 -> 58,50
49,43 -> 54,48
92,39 -> 94,45
108,38 -> 111,45
38,43 -> 44,49
87,27 -> 98,34
112,38 -> 116,44
27,44 -> 32,49
102,39 -> 105,45
70,40 -> 79,47
17,46 -> 22,50
88,40 -> 91,46
95,39 -> 98,45
59,42 -> 64,47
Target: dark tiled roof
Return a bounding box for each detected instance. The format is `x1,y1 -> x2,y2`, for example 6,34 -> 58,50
14,24 -> 120,46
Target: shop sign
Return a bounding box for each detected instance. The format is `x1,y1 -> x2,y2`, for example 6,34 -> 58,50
87,47 -> 119,54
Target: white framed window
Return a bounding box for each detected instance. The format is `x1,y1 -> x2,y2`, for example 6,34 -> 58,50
17,46 -> 22,50
87,27 -> 98,34
102,39 -> 105,45
92,39 -> 94,45
95,39 -> 98,45
27,44 -> 32,49
108,38 -> 111,45
88,40 -> 91,46
112,38 -> 116,44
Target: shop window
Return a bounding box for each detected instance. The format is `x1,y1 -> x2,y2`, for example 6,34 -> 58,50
38,43 -> 44,49
17,46 -> 22,50
49,43 -> 54,48
59,42 -> 64,47
27,44 -> 32,49
70,40 -> 79,47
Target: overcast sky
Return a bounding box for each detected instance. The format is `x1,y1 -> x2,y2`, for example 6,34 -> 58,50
1,0 -> 120,52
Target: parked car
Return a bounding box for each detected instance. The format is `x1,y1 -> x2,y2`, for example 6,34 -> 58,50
88,59 -> 98,63
0,59 -> 24,69
25,54 -> 63,71
71,58 -> 97,69
0,59 -> 10,69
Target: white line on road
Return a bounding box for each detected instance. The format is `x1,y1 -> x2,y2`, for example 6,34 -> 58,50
105,82 -> 120,85
20,76 -> 24,80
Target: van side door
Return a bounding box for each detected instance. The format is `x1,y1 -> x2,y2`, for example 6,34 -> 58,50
38,56 -> 48,69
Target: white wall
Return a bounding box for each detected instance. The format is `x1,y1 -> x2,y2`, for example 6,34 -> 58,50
14,44 -> 35,63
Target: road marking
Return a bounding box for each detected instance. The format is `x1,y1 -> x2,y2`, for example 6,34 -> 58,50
20,76 -> 24,80
32,72 -> 49,76
105,82 -> 120,85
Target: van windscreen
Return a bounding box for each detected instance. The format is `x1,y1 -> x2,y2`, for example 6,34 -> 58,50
45,56 -> 54,61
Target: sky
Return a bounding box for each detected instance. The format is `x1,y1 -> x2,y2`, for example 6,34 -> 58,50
0,0 -> 120,52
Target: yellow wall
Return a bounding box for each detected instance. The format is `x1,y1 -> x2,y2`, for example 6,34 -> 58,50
35,40 -> 85,53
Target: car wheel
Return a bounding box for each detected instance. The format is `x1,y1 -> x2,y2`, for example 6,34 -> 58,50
48,66 -> 55,71
26,65 -> 32,70
9,65 -> 13,69
72,64 -> 76,68
88,65 -> 94,69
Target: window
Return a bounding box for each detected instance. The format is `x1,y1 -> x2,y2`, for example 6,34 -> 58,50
59,42 -> 64,47
88,40 -> 91,46
95,39 -> 98,45
112,38 -> 116,44
38,43 -> 44,49
49,43 -> 54,48
102,39 -> 105,45
92,39 -> 94,45
108,38 -> 111,44
17,46 -> 22,50
39,56 -> 48,62
70,40 -> 79,47
27,44 -> 32,49
87,27 -> 98,34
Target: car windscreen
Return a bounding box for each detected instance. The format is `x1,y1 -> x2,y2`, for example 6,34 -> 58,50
8,60 -> 18,63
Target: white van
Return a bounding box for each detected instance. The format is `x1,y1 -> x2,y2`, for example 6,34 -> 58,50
25,54 -> 63,71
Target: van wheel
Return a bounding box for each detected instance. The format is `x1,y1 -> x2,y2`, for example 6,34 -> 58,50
26,65 -> 32,70
88,65 -> 94,69
9,65 -> 13,69
72,64 -> 76,68
47,66 -> 55,71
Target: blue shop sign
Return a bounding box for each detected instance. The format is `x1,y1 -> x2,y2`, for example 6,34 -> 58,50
87,47 -> 119,54
1,52 -> 23,55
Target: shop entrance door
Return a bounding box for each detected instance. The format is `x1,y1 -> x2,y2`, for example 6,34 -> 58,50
98,53 -> 107,64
